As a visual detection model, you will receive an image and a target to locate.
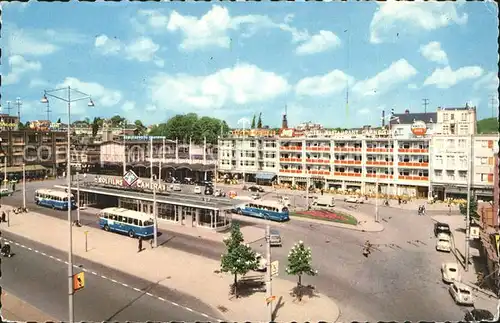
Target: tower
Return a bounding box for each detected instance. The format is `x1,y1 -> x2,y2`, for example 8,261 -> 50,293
281,105 -> 288,129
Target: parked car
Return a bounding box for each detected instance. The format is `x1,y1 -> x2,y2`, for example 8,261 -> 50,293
434,222 -> 451,237
464,309 -> 494,321
170,184 -> 182,192
441,262 -> 461,283
182,177 -> 194,185
449,282 -> 474,306
251,193 -> 261,200
269,229 -> 282,247
0,188 -> 13,197
204,186 -> 213,195
312,195 -> 335,208
214,189 -> 226,197
344,196 -> 363,204
436,233 -> 452,252
193,186 -> 202,194
255,253 -> 267,271
248,186 -> 264,193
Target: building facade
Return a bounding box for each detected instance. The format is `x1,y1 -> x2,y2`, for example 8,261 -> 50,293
436,105 -> 477,135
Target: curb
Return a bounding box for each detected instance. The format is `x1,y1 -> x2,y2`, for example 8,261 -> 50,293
290,215 -> 385,233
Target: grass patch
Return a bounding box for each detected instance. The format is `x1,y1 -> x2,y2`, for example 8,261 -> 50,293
291,209 -> 358,225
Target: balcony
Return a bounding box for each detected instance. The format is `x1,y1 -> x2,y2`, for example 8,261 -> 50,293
12,141 -> 25,146
398,162 -> 429,167
280,157 -> 302,163
279,169 -> 303,174
366,174 -> 394,179
366,161 -> 394,166
333,147 -> 362,152
306,158 -> 330,164
305,146 -> 330,152
398,148 -> 429,153
366,148 -> 393,153
307,170 -> 330,176
280,146 -> 302,151
398,175 -> 429,181
333,160 -> 362,165
333,172 -> 362,177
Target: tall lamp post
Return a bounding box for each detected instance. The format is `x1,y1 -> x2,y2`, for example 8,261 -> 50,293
40,87 -> 94,323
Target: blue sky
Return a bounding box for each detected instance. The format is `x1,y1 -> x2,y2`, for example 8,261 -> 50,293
1,1 -> 498,128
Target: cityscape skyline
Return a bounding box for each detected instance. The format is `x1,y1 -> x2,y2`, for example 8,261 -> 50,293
1,2 -> 498,128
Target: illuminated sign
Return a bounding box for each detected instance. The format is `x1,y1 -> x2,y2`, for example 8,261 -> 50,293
124,136 -> 165,141
411,121 -> 427,136
279,128 -> 390,138
230,129 -> 277,137
94,175 -> 167,192
0,122 -> 17,128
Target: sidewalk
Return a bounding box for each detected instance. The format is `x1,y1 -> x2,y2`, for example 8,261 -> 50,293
2,290 -> 56,321
0,207 -> 340,322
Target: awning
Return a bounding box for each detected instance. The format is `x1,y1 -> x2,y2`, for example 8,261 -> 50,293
255,172 -> 277,181
0,165 -> 47,173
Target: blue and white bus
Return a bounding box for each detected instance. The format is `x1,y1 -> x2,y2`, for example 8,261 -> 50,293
34,189 -> 77,210
98,207 -> 155,238
233,200 -> 289,222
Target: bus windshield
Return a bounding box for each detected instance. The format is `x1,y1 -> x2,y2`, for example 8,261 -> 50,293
143,220 -> 154,226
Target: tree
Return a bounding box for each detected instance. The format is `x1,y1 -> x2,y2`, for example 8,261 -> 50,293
257,113 -> 263,128
220,222 -> 258,298
251,115 -> 256,129
134,120 -> 147,135
459,196 -> 479,223
110,115 -> 126,127
91,117 -> 101,138
286,241 -> 318,301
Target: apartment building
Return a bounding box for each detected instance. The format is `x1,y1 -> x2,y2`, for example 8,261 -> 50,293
0,114 -> 19,131
436,105 -> 476,135
0,129 -> 68,175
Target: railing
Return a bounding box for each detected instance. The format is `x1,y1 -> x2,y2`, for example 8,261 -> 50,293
305,146 -> 330,151
366,148 -> 393,153
280,146 -> 302,151
279,169 -> 303,174
366,161 -> 394,166
397,162 -> 429,167
333,147 -> 362,152
366,174 -> 394,179
145,158 -> 217,165
307,170 -> 330,175
333,172 -> 362,177
333,160 -> 362,165
280,157 -> 302,162
398,148 -> 429,153
306,158 -> 330,164
398,175 -> 429,181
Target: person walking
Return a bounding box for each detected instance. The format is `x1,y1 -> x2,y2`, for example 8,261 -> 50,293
138,236 -> 143,253
1,211 -> 6,223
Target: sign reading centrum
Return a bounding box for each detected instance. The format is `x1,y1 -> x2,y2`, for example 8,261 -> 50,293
94,173 -> 167,192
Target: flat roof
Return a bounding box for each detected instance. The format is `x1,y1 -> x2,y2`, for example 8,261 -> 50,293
54,185 -> 238,210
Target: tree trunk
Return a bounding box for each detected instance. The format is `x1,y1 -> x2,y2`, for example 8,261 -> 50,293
297,275 -> 303,302
234,273 -> 238,298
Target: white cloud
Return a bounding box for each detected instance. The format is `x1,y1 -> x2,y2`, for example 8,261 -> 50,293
419,41 -> 448,65
137,9 -> 169,29
423,66 -> 483,89
407,83 -> 419,90
149,63 -> 290,112
4,55 -> 42,85
370,1 -> 468,44
295,70 -> 354,97
94,35 -> 122,55
121,101 -> 136,112
473,71 -> 499,92
295,30 -> 341,55
29,78 -> 50,88
352,59 -> 417,96
56,77 -> 123,109
357,108 -> 371,115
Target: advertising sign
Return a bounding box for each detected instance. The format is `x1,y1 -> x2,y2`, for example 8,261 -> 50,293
230,129 -> 277,137
94,174 -> 167,192
124,135 -> 166,141
29,120 -> 61,131
411,121 -> 427,136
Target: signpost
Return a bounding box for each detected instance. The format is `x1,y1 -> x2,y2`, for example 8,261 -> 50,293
270,260 -> 279,277
72,272 -> 85,292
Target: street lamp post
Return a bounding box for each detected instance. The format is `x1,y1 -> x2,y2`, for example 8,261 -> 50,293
40,87 -> 94,323
22,163 -> 26,209
122,120 -> 127,175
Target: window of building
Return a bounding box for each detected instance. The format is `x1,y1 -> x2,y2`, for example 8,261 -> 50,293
458,139 -> 466,148
447,155 -> 455,167
435,155 -> 443,166
459,155 -> 468,168
435,139 -> 443,148
480,173 -> 489,182
450,114 -> 455,120
476,157 -> 487,165
446,170 -> 455,180
461,113 -> 467,122
480,141 -> 488,148
447,139 -> 455,148
418,170 -> 429,177
443,113 -> 449,121
434,170 -> 442,179
458,171 -> 467,180
400,170 -> 410,176
402,143 -> 410,149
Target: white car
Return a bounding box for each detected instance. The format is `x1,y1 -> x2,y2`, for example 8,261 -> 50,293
193,186 -> 202,194
436,233 -> 452,252
344,196 -> 363,204
441,262 -> 461,283
449,282 -> 474,306
251,193 -> 261,200
169,184 -> 182,192
255,253 -> 267,272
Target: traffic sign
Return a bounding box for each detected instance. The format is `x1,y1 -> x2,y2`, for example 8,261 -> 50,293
270,260 -> 279,277
73,272 -> 85,292
266,296 -> 276,304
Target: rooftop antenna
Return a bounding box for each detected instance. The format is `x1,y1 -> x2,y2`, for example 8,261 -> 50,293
422,98 -> 429,113
6,101 -> 12,116
45,100 -> 52,121
16,97 -> 22,122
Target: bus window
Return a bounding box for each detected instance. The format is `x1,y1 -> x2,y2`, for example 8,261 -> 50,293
133,219 -> 139,226
103,213 -> 109,219
110,215 -> 117,221
282,207 -> 288,213
139,220 -> 143,226
144,220 -> 154,226
128,218 -> 133,224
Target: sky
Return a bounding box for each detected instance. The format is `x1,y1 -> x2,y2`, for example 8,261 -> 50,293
1,1 -> 498,128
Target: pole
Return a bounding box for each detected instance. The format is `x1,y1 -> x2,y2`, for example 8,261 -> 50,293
242,126 -> 246,184
149,137 -> 153,188
153,188 -> 158,248
77,172 -> 80,224
85,231 -> 88,252
306,174 -> 310,209
22,163 -> 26,209
123,121 -> 127,175
265,224 -> 273,321
66,87 -> 74,323
465,134 -> 473,272
3,154 -> 6,189
375,176 -> 379,223
7,210 -> 10,227
175,138 -> 179,164
160,137 -> 165,182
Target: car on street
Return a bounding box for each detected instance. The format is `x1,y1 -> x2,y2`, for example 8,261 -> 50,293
193,186 -> 202,194
344,196 -> 363,204
269,229 -> 282,247
204,186 -> 213,195
441,262 -> 461,283
434,222 -> 451,237
0,188 -> 13,197
436,233 -> 452,252
182,177 -> 195,185
214,188 -> 226,197
248,185 -> 264,193
312,195 -> 335,207
170,184 -> 182,191
464,309 -> 494,321
255,253 -> 267,271
251,193 -> 261,200
280,196 -> 291,207
449,281 -> 474,306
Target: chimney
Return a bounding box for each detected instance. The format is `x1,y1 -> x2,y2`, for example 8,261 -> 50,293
405,109 -> 410,114
381,110 -> 385,127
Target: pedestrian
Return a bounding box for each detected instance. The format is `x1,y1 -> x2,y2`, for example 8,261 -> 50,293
150,238 -> 154,249
1,212 -> 6,223
138,236 -> 143,253
320,189 -> 324,196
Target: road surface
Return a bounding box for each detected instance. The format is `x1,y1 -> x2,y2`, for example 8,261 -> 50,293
2,178 -> 469,321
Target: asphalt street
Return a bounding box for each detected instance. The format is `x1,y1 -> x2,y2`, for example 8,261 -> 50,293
1,230 -> 220,321
1,178 -> 471,322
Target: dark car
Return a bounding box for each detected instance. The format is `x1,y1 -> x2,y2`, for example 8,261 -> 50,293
248,186 -> 264,193
464,309 -> 494,322
434,222 -> 451,237
182,178 -> 194,185
204,186 -> 214,195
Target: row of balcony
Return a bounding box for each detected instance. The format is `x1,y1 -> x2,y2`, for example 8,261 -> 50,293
279,158 -> 429,167
280,146 -> 428,154
278,170 -> 429,181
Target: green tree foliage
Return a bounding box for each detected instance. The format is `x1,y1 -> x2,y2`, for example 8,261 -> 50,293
477,117 -> 499,134
251,115 -> 256,129
134,120 -> 147,135
286,241 -> 318,301
220,222 -> 258,298
91,117 -> 101,137
459,196 -> 480,223
257,112 -> 263,129
149,113 -> 230,144
110,115 -> 126,127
